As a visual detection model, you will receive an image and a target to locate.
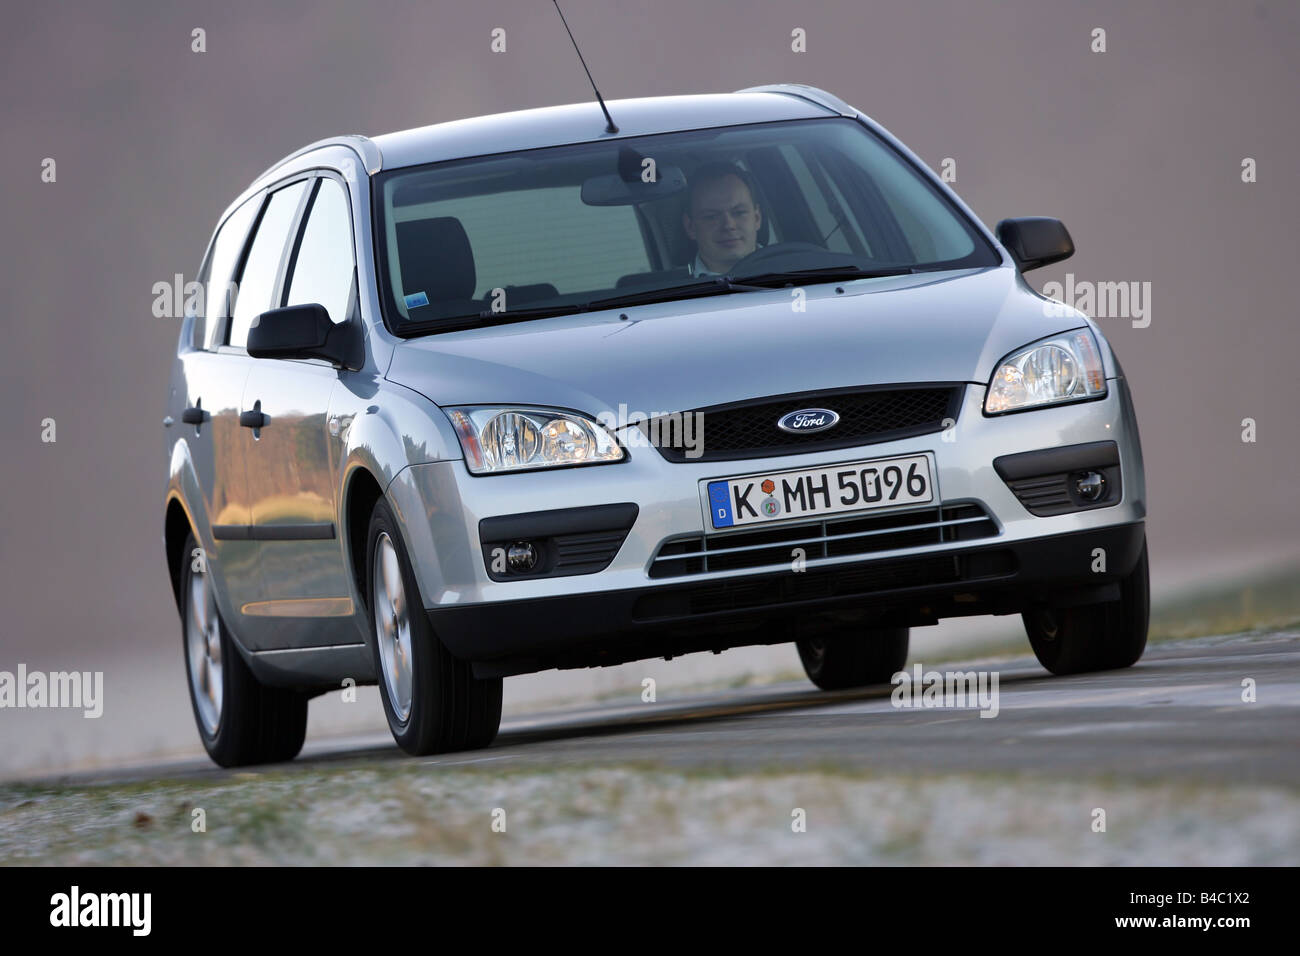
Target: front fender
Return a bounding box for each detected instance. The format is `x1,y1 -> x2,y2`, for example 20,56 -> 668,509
333,374 -> 464,610
335,375 -> 462,489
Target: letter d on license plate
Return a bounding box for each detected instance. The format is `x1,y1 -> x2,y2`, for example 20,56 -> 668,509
705,454 -> 934,530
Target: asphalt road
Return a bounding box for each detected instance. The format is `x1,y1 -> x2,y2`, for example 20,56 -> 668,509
39,631 -> 1299,789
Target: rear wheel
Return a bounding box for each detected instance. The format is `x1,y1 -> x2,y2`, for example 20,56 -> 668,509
1023,537 -> 1150,676
181,531 -> 307,767
797,626 -> 909,690
366,498 -> 502,755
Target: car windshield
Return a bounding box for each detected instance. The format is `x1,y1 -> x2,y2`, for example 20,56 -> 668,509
373,117 -> 1000,334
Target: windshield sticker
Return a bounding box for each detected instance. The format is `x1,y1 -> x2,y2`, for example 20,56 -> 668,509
403,291 -> 429,309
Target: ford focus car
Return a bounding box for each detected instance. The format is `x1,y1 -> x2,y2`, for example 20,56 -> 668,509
163,84 -> 1148,767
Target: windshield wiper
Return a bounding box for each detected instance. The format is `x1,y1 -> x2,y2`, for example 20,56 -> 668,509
736,264 -> 916,287
473,303 -> 586,323
398,303 -> 585,334
585,275 -> 768,311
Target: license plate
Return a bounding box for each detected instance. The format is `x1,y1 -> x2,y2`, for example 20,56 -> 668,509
705,454 -> 934,530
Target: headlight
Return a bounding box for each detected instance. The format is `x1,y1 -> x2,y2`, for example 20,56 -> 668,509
984,329 -> 1107,414
445,406 -> 625,474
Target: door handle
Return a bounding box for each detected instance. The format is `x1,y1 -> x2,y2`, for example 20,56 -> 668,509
181,401 -> 207,426
239,400 -> 268,430
239,409 -> 269,429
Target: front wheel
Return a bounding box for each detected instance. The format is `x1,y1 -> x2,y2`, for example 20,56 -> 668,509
180,531 -> 307,767
1023,537 -> 1150,676
797,627 -> 909,690
366,498 -> 503,755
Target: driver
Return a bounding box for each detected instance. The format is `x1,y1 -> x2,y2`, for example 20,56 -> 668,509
682,163 -> 763,277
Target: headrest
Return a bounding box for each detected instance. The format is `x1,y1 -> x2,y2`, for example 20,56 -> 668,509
396,217 -> 477,303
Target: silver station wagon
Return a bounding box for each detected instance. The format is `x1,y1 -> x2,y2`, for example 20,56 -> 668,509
163,84 -> 1148,767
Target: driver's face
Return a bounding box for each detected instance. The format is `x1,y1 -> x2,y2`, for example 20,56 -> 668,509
683,175 -> 761,273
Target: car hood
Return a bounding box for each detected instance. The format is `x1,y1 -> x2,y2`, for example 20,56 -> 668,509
386,265 -> 1091,415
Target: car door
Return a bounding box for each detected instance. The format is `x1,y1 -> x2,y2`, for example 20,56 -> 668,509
204,177 -> 313,644
239,174 -> 358,650
174,192 -> 263,624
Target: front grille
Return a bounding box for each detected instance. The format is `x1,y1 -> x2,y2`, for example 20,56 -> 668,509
633,548 -> 1017,621
649,502 -> 998,579
642,385 -> 961,463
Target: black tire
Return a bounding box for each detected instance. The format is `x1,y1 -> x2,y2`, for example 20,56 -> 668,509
180,532 -> 308,768
365,498 -> 503,756
1023,537 -> 1150,676
796,626 -> 910,690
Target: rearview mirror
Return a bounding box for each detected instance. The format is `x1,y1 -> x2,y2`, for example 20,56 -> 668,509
247,303 -> 361,369
581,164 -> 687,206
995,217 -> 1075,272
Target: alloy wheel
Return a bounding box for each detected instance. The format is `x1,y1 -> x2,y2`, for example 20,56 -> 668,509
186,560 -> 224,735
373,532 -> 414,724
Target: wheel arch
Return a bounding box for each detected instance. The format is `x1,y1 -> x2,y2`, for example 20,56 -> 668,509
164,494 -> 198,614
334,382 -> 462,614
342,464 -> 386,612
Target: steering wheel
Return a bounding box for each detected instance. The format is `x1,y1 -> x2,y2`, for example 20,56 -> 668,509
728,241 -> 833,275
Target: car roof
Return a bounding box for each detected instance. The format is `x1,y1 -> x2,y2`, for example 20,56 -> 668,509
369,89 -> 840,171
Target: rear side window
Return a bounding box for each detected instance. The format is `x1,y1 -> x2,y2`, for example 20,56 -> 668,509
228,180 -> 308,348
285,178 -> 355,323
197,195 -> 260,350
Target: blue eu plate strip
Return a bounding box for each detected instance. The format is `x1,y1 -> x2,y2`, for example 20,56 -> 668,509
708,481 -> 733,528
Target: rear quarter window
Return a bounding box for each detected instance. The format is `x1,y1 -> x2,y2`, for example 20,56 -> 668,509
196,195 -> 261,350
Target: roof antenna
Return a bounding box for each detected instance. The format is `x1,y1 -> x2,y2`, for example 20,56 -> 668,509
551,0 -> 618,134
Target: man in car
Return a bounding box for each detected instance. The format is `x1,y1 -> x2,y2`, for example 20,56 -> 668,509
682,162 -> 763,276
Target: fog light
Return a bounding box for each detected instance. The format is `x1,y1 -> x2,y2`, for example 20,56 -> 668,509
1074,471 -> 1106,501
506,541 -> 538,572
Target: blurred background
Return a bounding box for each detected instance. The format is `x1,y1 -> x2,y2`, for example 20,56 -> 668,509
1,0 -> 1297,776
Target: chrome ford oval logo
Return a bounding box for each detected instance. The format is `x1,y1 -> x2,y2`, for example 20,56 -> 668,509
777,408 -> 840,434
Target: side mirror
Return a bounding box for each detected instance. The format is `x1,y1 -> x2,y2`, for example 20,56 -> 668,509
247,303 -> 361,369
995,217 -> 1074,272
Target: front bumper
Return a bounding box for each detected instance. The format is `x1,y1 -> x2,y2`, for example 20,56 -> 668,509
435,521 -> 1146,674
384,379 -> 1147,667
